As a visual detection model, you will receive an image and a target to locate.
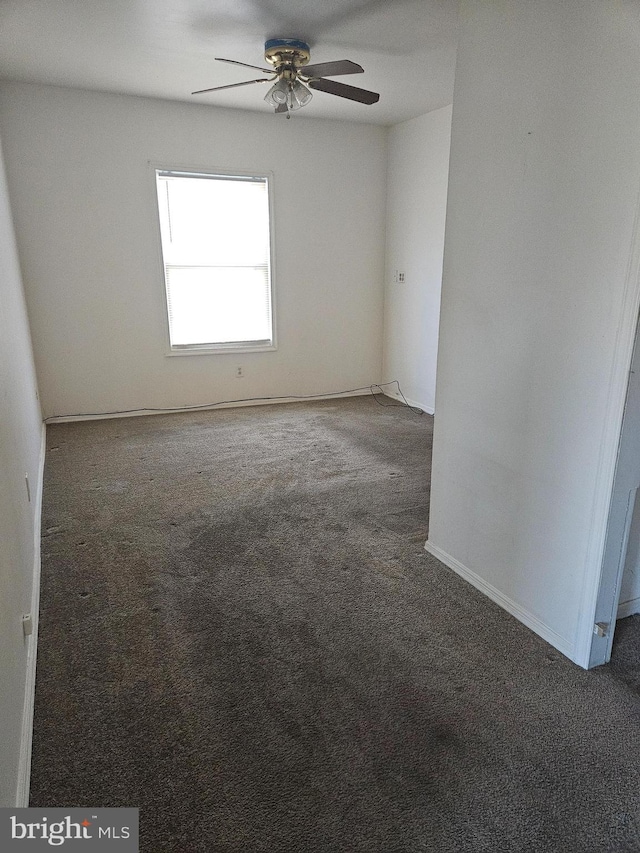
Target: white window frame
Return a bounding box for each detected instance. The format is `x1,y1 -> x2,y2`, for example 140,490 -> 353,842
152,164 -> 277,356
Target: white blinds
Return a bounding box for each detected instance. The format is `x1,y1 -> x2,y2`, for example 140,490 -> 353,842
155,171 -> 273,348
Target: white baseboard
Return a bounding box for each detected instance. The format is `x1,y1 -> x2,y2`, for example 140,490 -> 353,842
617,596 -> 640,619
424,540 -> 576,662
15,423 -> 46,807
43,387 -> 383,423
384,388 -> 434,415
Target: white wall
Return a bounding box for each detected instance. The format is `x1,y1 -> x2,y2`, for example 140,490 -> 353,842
382,105 -> 451,414
427,0 -> 640,667
0,131 -> 43,805
0,83 -> 387,419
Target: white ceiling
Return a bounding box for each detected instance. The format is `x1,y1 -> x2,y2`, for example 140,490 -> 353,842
0,0 -> 459,125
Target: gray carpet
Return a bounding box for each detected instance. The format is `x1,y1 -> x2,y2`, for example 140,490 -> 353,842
608,613 -> 640,695
31,396 -> 640,852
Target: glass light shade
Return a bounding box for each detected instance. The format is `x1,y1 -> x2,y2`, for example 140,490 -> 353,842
264,79 -> 289,106
265,79 -> 313,112
288,80 -> 312,111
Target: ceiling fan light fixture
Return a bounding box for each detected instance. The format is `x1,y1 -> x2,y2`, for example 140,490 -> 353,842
197,39 -> 378,115
264,79 -> 312,113
288,79 -> 312,111
265,79 -> 289,106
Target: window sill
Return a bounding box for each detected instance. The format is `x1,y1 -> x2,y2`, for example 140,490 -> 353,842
165,342 -> 277,357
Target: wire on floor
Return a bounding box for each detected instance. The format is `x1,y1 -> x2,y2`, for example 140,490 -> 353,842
369,382 -> 424,415
43,380 -> 424,423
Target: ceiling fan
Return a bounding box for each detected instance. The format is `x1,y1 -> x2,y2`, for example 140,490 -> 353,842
192,38 -> 380,117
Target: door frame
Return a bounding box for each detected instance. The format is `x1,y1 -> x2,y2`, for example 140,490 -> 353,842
589,330 -> 640,668
577,189 -> 640,668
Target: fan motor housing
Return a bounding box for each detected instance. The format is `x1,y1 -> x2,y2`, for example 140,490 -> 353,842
264,39 -> 310,79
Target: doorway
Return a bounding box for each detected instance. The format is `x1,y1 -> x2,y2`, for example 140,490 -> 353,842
590,310 -> 640,667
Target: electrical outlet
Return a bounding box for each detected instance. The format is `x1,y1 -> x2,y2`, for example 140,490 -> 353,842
236,366 -> 244,378
398,271 -> 406,283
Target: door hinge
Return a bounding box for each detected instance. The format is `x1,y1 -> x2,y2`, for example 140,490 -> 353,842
593,621 -> 609,638
22,613 -> 33,638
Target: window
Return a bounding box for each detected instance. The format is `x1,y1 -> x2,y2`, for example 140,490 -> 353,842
155,169 -> 274,353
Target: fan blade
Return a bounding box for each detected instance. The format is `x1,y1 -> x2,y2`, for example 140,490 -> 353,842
301,60 -> 364,78
214,57 -> 272,74
192,78 -> 271,95
307,78 -> 379,105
